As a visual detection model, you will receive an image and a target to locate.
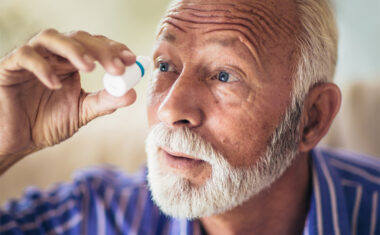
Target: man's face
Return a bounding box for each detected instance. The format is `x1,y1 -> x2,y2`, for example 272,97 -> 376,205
147,0 -> 298,181
145,0 -> 301,218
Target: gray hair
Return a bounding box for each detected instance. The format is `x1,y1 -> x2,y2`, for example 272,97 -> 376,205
292,0 -> 338,108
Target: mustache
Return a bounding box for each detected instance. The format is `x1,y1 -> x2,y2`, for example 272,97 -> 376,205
146,123 -> 224,165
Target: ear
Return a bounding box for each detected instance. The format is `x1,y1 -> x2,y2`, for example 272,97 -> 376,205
298,83 -> 342,153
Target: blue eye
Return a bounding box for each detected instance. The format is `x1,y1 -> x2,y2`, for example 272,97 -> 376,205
217,71 -> 230,82
159,62 -> 170,72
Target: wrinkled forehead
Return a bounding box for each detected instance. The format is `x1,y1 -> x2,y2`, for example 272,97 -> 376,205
156,0 -> 300,71
158,0 -> 299,45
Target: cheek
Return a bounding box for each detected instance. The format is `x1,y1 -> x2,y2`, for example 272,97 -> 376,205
211,86 -> 290,167
205,94 -> 273,168
208,82 -> 252,106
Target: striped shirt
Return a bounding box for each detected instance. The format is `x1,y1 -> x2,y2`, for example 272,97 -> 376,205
0,147 -> 379,235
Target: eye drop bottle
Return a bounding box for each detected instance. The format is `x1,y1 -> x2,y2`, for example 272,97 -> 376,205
103,56 -> 151,97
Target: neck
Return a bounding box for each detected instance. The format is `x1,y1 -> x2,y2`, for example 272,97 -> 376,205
200,152 -> 311,235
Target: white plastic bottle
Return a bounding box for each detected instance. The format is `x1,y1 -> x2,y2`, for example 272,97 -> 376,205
103,56 -> 151,97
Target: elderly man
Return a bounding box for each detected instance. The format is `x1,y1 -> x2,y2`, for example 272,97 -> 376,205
0,0 -> 379,234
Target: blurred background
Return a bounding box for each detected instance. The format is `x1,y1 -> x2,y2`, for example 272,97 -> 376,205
0,0 -> 379,203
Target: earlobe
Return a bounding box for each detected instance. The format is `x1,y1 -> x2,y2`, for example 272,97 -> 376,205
298,83 -> 342,152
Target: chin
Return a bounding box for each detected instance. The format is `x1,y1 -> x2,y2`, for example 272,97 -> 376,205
145,142 -> 272,219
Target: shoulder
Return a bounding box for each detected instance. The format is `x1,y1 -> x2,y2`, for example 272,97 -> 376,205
0,166 -> 148,211
311,146 -> 379,234
311,147 -> 380,234
312,146 -> 380,190
0,165 -> 153,234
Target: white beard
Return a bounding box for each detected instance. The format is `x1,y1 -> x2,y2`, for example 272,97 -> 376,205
145,101 -> 302,219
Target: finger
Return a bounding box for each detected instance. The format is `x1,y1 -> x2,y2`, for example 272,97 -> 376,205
107,40 -> 136,66
6,45 -> 61,89
29,29 -> 95,73
69,32 -> 136,75
120,49 -> 137,66
79,88 -> 137,126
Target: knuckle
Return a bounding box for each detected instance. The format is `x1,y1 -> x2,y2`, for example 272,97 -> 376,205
39,28 -> 59,38
77,30 -> 90,37
28,28 -> 59,46
109,41 -> 118,47
16,45 -> 33,58
68,30 -> 90,39
93,34 -> 108,41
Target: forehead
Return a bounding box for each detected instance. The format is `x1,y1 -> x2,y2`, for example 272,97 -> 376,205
162,0 -> 298,32
158,0 -> 298,45
156,0 -> 299,70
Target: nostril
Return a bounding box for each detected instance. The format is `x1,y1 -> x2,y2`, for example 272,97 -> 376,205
174,119 -> 190,125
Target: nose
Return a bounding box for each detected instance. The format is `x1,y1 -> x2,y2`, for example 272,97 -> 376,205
157,75 -> 203,128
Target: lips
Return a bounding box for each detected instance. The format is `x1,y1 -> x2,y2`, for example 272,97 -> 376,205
162,148 -> 200,160
160,147 -> 204,170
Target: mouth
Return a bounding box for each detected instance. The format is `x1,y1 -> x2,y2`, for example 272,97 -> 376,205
159,147 -> 205,170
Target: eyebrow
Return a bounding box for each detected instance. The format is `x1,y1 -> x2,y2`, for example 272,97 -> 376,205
157,32 -> 177,43
160,32 -> 238,47
205,37 -> 239,47
164,33 -> 176,42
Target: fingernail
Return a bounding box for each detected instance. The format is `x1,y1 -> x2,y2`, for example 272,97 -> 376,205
83,54 -> 95,65
113,57 -> 125,68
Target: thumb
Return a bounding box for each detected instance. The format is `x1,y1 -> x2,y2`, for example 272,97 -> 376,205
79,88 -> 137,126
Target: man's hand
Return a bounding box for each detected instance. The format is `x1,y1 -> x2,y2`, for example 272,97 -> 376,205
0,29 -> 137,173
